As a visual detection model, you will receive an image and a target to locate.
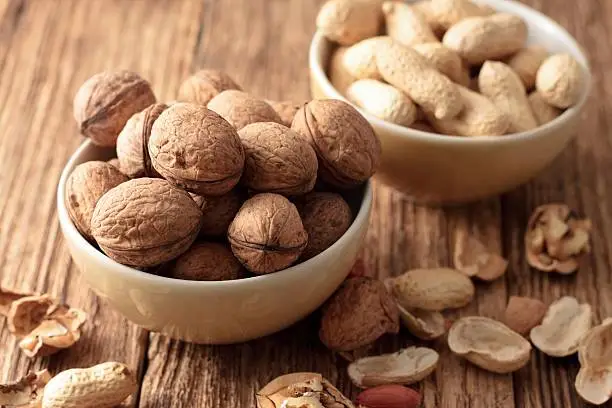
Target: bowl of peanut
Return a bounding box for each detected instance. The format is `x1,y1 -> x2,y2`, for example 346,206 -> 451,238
309,0 -> 591,204
58,71 -> 379,344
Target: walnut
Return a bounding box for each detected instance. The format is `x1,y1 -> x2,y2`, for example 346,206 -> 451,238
190,189 -> 244,238
178,69 -> 242,106
107,158 -> 122,171
148,103 -> 245,196
319,277 -> 399,354
91,178 -> 203,267
256,373 -> 354,408
238,122 -> 318,195
65,161 -> 128,240
0,370 -> 50,407
227,193 -> 308,274
292,99 -> 381,188
168,242 -> 244,281
73,71 -> 156,146
116,103 -> 167,178
265,100 -> 304,127
207,90 -> 281,130
298,192 -> 352,260
525,203 -> 592,274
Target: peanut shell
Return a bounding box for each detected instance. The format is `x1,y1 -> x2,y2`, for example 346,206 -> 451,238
238,122 -> 318,195
73,71 -> 156,147
536,53 -> 585,109
382,1 -> 438,46
149,103 -> 245,196
65,161 -> 128,240
328,46 -> 356,95
91,178 -> 203,267
227,193 -> 307,274
342,37 -> 386,81
507,45 -> 549,90
346,79 -> 417,127
292,99 -> 380,188
528,91 -> 563,125
316,0 -> 381,46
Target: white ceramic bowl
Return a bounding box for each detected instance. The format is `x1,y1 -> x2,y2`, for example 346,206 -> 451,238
57,141 -> 372,344
310,0 -> 591,204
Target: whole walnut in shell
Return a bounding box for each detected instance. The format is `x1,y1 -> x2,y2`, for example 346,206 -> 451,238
228,193 -> 308,274
238,122 -> 318,195
148,103 -> 245,196
265,100 -> 304,127
191,189 -> 244,237
292,99 -> 381,188
169,242 -> 244,281
91,178 -> 203,267
298,192 -> 352,260
116,103 -> 167,178
178,69 -> 242,106
65,161 -> 128,240
73,71 -> 156,147
207,90 -> 281,130
320,277 -> 399,353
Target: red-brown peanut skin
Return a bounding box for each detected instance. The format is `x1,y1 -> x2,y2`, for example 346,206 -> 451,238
291,99 -> 381,188
91,178 -> 203,267
73,71 -> 156,147
148,103 -> 245,196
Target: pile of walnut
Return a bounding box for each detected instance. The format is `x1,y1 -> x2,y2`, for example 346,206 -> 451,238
318,0 -> 586,137
255,203 -> 596,408
66,69 -> 381,278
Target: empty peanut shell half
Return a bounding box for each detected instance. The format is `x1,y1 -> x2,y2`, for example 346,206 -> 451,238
575,319 -> 612,405
396,303 -> 446,340
448,316 -> 532,373
347,346 -> 439,388
530,296 -> 592,357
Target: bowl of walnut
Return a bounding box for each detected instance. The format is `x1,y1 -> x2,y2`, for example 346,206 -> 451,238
57,71 -> 377,344
309,0 -> 591,204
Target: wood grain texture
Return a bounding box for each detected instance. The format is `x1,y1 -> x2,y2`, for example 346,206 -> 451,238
0,1 -> 610,407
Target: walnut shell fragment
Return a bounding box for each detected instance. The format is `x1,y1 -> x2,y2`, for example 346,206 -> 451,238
320,277 -> 399,353
347,346 -> 439,388
73,71 -> 156,146
169,242 -> 243,281
389,268 -> 475,312
207,90 -> 281,130
3,291 -> 87,358
238,122 -> 318,195
91,178 -> 203,267
191,190 -> 244,237
502,296 -> 547,336
265,100 -> 304,127
0,370 -> 51,407
256,372 -> 354,408
149,103 -> 245,195
530,296 -> 592,357
525,203 -> 592,274
65,161 -> 128,240
292,99 -> 381,188
575,319 -> 612,405
178,69 -> 242,106
228,193 -> 307,274
448,316 -> 532,373
298,192 -> 352,260
116,103 -> 168,178
0,288 -> 32,316
396,303 -> 446,340
453,233 -> 508,281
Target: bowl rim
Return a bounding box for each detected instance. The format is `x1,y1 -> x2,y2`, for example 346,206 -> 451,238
309,0 -> 592,146
57,140 -> 373,289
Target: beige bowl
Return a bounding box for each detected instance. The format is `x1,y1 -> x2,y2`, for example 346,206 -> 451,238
57,141 -> 372,344
309,0 -> 591,204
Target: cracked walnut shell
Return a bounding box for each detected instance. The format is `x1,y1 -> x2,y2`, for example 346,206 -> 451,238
207,90 -> 281,130
169,242 -> 243,281
73,71 -> 156,147
178,69 -> 242,106
91,178 -> 203,267
238,122 -> 318,195
116,103 -> 167,178
525,203 -> 592,274
65,161 -> 128,240
298,192 -> 352,260
292,99 -> 381,188
228,193 -> 307,274
320,277 -> 399,353
149,103 -> 245,196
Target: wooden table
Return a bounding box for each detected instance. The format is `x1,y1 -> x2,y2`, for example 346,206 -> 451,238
0,0 -> 610,407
